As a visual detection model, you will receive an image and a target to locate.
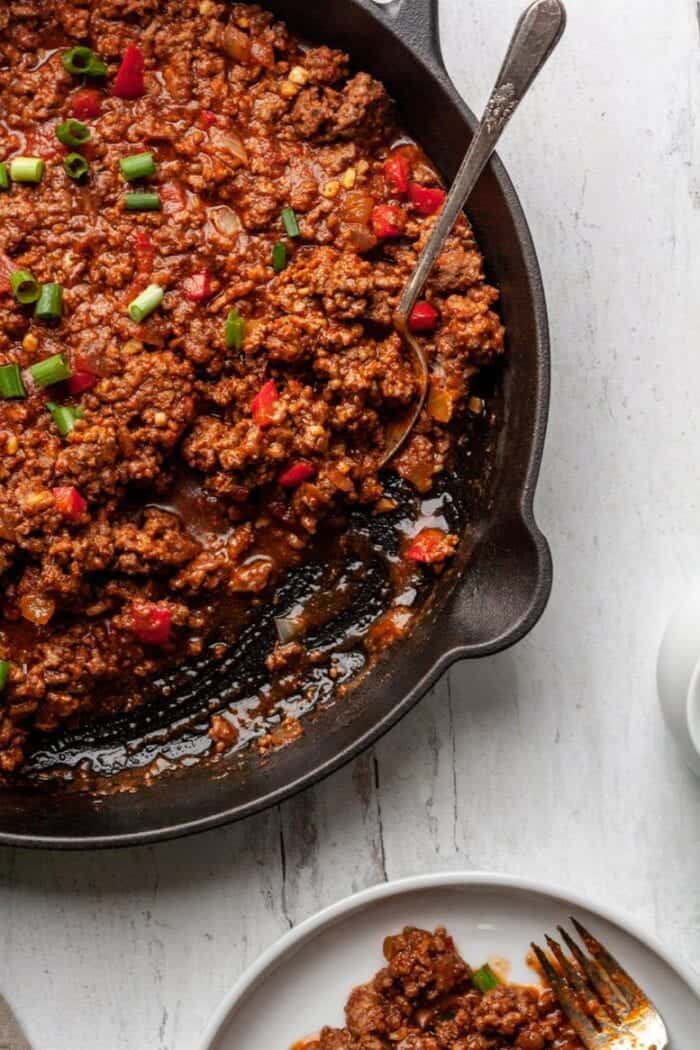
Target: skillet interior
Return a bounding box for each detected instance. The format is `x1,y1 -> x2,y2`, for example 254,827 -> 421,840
0,0 -> 551,847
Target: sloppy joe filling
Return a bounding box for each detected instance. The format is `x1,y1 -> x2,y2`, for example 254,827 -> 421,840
0,2 -> 504,774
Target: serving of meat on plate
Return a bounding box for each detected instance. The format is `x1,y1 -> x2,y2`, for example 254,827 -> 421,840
0,1 -> 505,780
292,926 -> 582,1050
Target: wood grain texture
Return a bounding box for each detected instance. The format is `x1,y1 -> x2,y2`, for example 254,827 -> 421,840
1,0 -> 700,1046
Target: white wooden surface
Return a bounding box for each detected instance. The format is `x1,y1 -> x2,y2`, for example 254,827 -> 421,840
2,1 -> 700,1046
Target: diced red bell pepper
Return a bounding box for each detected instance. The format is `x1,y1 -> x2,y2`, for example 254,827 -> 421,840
199,109 -> 218,129
278,461 -> 315,487
251,379 -> 279,427
112,44 -> 146,100
371,203 -> 406,239
406,528 -> 457,564
408,183 -> 446,216
408,301 -> 439,333
183,268 -> 212,303
384,152 -> 411,196
71,88 -> 103,120
130,601 -> 172,645
134,229 -> 154,275
68,370 -> 98,395
52,486 -> 87,522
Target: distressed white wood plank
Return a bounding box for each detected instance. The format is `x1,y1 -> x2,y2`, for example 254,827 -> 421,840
1,1 -> 700,1047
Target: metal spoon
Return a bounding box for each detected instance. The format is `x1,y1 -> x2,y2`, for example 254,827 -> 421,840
383,0 -> 567,465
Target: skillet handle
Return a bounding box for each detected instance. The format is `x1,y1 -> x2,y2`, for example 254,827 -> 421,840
362,0 -> 447,76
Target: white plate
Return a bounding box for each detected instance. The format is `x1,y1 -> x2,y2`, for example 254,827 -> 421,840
199,872 -> 700,1049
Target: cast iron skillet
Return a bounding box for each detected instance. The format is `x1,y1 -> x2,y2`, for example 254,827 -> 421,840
0,0 -> 552,848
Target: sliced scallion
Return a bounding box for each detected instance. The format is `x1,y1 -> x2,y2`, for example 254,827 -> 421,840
64,153 -> 89,180
10,157 -> 44,184
281,207 -> 300,238
472,965 -> 499,994
0,364 -> 26,399
125,191 -> 161,211
0,163 -> 8,191
47,401 -> 84,438
62,46 -> 106,76
119,152 -> 156,181
10,270 -> 40,305
87,55 -> 108,77
29,353 -> 72,387
0,661 -> 8,691
272,241 -> 287,273
56,119 -> 91,148
128,283 -> 163,323
225,308 -> 245,350
34,284 -> 63,322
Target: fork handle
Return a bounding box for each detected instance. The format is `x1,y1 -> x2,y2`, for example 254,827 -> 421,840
396,0 -> 567,323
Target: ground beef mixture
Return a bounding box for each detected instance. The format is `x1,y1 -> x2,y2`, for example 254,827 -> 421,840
295,927 -> 583,1050
0,2 -> 505,774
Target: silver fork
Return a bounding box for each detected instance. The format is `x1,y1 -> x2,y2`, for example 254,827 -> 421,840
531,918 -> 669,1049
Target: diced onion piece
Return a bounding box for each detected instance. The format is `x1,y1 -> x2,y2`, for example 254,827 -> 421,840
208,126 -> 248,168
341,191 -> 375,225
222,25 -> 251,63
209,205 -> 242,237
274,615 -> 304,644
427,383 -> 456,424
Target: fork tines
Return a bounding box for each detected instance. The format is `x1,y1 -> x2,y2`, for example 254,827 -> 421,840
531,917 -> 668,1049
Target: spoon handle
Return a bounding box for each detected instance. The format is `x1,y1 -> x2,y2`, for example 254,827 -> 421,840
396,0 -> 567,323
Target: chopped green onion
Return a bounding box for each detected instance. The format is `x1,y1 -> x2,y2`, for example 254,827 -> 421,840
281,207 -> 300,238
47,401 -> 84,438
56,119 -> 91,148
10,157 -> 44,184
472,965 -> 499,994
34,284 -> 63,322
64,153 -> 90,180
125,192 -> 161,212
29,353 -> 72,388
10,270 -> 40,305
62,46 -> 106,76
225,308 -> 246,350
0,661 -> 8,691
87,55 -> 108,77
0,163 -> 8,191
128,283 -> 163,322
272,241 -> 287,273
0,364 -> 26,399
119,152 -> 156,181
